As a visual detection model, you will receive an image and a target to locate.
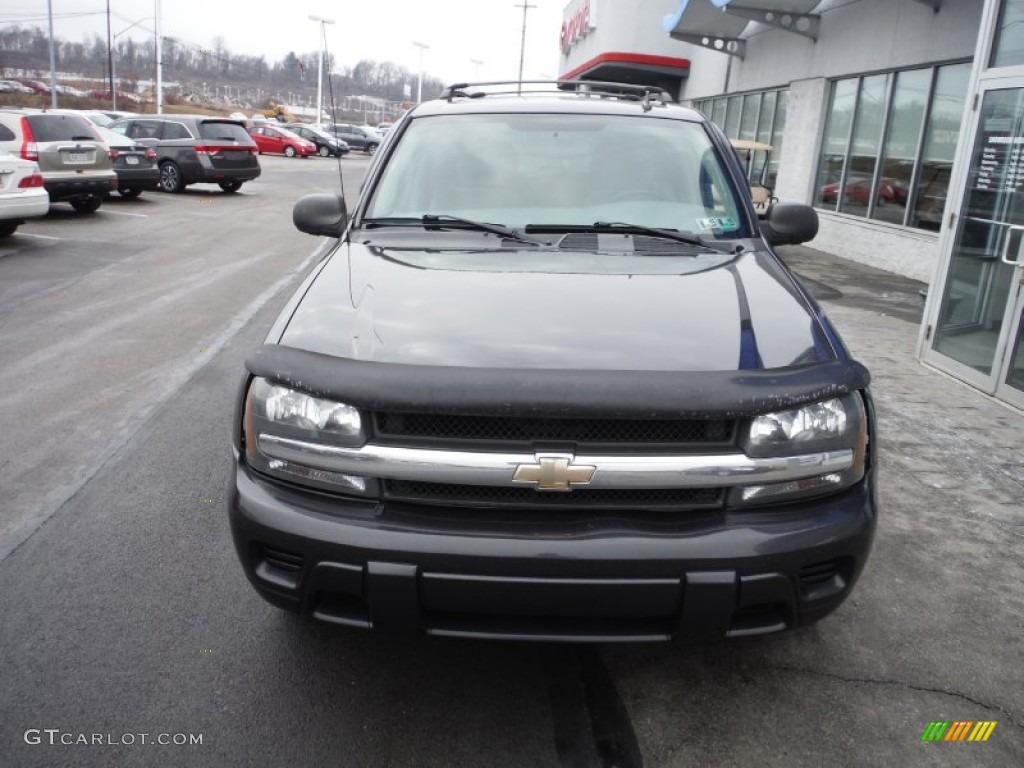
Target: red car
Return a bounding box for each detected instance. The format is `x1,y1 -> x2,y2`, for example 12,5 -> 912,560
820,176 -> 908,206
248,125 -> 317,158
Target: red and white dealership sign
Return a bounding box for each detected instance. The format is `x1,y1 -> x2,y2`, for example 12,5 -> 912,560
561,0 -> 597,54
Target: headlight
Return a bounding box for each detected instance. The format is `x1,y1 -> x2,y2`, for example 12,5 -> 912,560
732,393 -> 868,506
243,377 -> 376,496
746,398 -> 848,457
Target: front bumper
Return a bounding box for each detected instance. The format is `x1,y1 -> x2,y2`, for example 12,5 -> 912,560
229,458 -> 877,643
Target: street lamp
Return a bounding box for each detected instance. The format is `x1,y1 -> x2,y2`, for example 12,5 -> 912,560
413,41 -> 429,103
309,15 -> 335,123
470,58 -> 484,80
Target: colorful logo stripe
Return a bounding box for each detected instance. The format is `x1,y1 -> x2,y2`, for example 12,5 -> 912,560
920,721 -> 997,742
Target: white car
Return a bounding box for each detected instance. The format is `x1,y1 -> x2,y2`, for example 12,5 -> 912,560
0,80 -> 33,95
0,150 -> 50,238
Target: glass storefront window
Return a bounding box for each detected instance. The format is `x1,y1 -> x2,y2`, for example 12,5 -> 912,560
711,98 -> 727,129
991,0 -> 1024,68
911,63 -> 972,230
872,68 -> 930,225
739,93 -> 760,142
725,95 -> 742,138
769,90 -> 787,190
755,90 -> 777,183
839,73 -> 890,216
814,63 -> 969,230
691,90 -> 786,189
814,79 -> 858,209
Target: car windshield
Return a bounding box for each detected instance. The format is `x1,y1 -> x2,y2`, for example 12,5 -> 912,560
364,113 -> 747,238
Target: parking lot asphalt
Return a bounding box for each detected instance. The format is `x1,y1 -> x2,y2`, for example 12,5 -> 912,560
0,157 -> 1021,767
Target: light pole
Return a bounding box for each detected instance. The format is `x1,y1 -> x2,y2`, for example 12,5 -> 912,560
470,58 -> 484,80
413,41 -> 429,103
155,0 -> 162,113
309,15 -> 335,123
46,0 -> 57,108
513,1 -> 536,93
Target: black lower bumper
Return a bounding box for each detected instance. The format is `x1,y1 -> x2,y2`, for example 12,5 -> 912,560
45,176 -> 117,202
229,461 -> 876,642
114,167 -> 160,190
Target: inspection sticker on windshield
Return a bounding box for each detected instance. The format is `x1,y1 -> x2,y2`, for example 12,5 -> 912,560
697,217 -> 737,231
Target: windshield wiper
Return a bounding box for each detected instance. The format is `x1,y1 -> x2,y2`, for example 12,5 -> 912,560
525,221 -> 735,253
421,214 -> 544,247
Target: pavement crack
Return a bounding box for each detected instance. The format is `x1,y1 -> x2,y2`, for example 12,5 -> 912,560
764,664 -> 1023,730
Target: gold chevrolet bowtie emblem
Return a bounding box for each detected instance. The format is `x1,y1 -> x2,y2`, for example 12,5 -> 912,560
512,454 -> 596,492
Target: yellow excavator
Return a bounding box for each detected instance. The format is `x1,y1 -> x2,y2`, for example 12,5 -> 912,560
259,102 -> 300,123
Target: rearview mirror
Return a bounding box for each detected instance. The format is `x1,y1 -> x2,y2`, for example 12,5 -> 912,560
293,193 -> 348,238
761,202 -> 818,246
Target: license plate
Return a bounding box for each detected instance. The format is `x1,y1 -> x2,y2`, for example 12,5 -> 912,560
125,156 -> 139,165
66,151 -> 92,164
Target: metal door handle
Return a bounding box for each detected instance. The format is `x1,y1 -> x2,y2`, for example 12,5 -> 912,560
1001,225 -> 1024,267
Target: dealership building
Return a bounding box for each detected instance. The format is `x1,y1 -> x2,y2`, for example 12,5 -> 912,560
559,0 -> 1024,409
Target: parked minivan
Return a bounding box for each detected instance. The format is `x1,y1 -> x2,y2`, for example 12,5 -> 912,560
108,115 -> 260,193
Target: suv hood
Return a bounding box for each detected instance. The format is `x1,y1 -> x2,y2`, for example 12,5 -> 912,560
277,241 -> 835,372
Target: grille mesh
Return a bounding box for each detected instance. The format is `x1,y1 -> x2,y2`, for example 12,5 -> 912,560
374,412 -> 733,446
384,480 -> 723,511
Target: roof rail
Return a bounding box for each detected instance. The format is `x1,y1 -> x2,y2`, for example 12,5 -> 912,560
439,80 -> 675,110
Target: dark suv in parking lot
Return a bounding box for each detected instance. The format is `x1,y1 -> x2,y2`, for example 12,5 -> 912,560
316,123 -> 381,155
108,115 -> 260,193
230,82 -> 877,643
0,109 -> 116,213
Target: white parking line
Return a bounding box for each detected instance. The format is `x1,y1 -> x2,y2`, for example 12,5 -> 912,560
103,210 -> 148,218
18,233 -> 61,240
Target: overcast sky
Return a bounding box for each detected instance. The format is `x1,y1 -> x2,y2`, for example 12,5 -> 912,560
1,1 -> 567,84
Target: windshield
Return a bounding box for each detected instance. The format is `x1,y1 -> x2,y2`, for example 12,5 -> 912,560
364,113 -> 747,237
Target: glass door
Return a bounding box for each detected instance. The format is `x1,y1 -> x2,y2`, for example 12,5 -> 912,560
994,251 -> 1024,408
925,85 -> 1024,394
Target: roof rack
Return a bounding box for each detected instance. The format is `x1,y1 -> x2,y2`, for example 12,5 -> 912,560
439,80 -> 675,111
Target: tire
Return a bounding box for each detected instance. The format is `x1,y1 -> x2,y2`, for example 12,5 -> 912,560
284,145 -> 297,158
118,187 -> 142,198
70,195 -> 102,214
366,143 -> 377,156
318,145 -> 330,157
0,220 -> 19,237
218,181 -> 242,193
158,161 -> 184,193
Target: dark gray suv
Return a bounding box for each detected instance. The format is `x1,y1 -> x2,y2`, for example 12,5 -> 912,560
108,115 -> 260,193
230,82 -> 876,643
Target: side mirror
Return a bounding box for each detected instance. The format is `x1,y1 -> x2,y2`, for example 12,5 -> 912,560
761,202 -> 819,246
293,193 -> 348,238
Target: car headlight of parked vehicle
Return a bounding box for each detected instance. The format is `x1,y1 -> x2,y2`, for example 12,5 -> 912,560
732,393 -> 867,506
244,377 -> 376,496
